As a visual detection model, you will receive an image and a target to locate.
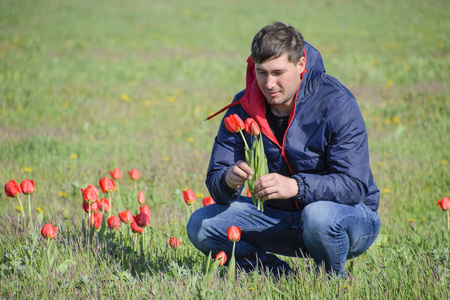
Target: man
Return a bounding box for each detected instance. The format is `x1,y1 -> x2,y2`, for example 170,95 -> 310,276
187,22 -> 381,277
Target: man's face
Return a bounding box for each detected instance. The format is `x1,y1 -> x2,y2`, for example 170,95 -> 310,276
255,54 -> 306,115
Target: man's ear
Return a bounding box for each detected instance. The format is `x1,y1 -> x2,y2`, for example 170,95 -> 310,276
297,56 -> 306,73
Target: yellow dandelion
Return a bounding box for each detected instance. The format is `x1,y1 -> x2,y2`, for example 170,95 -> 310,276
187,137 -> 194,142
392,116 -> 400,124
408,218 -> 416,223
383,80 -> 394,90
166,96 -> 175,102
195,193 -> 204,198
341,286 -> 349,289
248,287 -> 254,291
144,100 -> 151,107
36,207 -> 43,213
377,162 -> 384,167
23,167 -> 33,173
439,41 -> 444,48
15,206 -> 22,212
383,188 -> 391,194
441,160 -> 448,165
419,219 -> 425,223
70,153 -> 78,159
58,191 -> 67,198
383,153 -> 389,158
384,118 -> 391,125
162,156 -> 169,161
61,207 -> 66,211
403,64 -> 410,71
121,94 -> 131,102
61,101 -> 70,110
194,106 -> 201,112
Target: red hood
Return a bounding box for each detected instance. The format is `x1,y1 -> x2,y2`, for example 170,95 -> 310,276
206,49 -> 307,148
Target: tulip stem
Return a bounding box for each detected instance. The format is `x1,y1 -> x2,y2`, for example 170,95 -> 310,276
239,130 -> 249,150
28,194 -> 33,228
108,191 -> 112,219
142,229 -> 145,254
447,210 -> 449,231
16,196 -> 25,225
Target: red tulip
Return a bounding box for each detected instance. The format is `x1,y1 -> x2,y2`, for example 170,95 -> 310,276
202,196 -> 215,207
99,177 -> 115,193
90,212 -> 103,230
140,205 -> 151,219
81,185 -> 99,203
110,168 -> 122,180
169,237 -> 183,249
4,180 -> 22,197
134,212 -> 150,228
437,197 -> 450,211
20,179 -> 35,195
246,188 -> 252,198
224,114 -> 245,133
215,251 -> 227,266
118,210 -> 134,224
107,215 -> 121,230
82,200 -> 99,213
227,226 -> 241,242
41,223 -> 57,239
183,188 -> 196,206
138,191 -> 145,204
244,118 -> 261,136
98,198 -> 111,212
128,169 -> 140,180
131,221 -> 143,234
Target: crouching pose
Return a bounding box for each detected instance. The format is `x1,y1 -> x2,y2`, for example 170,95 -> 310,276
187,22 -> 381,277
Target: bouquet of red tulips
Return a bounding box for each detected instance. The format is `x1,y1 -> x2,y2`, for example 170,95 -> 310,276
224,114 -> 268,212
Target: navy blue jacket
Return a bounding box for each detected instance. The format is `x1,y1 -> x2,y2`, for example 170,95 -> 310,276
206,42 -> 380,211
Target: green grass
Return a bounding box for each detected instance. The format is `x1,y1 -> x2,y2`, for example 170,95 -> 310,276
1,0 -> 449,298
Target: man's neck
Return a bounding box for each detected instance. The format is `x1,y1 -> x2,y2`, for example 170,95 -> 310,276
268,103 -> 293,117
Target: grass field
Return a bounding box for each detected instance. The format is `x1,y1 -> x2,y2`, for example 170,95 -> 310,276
1,0 -> 449,298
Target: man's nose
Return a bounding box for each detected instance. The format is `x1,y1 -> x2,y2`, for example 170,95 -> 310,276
266,75 -> 276,90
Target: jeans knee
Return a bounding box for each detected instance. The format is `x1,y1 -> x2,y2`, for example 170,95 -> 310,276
186,209 -> 204,249
302,202 -> 341,238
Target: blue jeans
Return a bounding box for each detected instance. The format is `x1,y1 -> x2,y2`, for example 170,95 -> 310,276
187,197 -> 381,276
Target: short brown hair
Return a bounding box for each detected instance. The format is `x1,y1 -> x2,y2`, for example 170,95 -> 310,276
251,22 -> 304,64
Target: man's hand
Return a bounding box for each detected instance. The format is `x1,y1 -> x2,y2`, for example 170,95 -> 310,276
225,160 -> 253,189
254,173 -> 298,200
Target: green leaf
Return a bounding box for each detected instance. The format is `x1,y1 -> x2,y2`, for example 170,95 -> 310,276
56,259 -> 76,275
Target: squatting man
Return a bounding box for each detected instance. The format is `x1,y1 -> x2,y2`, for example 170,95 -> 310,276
187,21 -> 381,277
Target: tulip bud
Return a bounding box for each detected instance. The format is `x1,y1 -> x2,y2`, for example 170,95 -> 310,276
224,114 -> 245,133
131,221 -> 143,234
41,223 -> 57,239
202,196 -> 215,207
128,169 -> 140,180
227,226 -> 241,242
169,237 -> 183,249
107,215 -> 121,230
244,118 -> 260,136
118,210 -> 134,224
183,188 -> 196,206
215,251 -> 227,266
99,177 -> 115,193
4,180 -> 22,198
138,191 -> 145,204
20,179 -> 35,195
139,205 -> 151,219
110,168 -> 122,180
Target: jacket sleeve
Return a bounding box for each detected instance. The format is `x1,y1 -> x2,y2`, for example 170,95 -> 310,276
205,105 -> 247,205
293,96 -> 371,206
